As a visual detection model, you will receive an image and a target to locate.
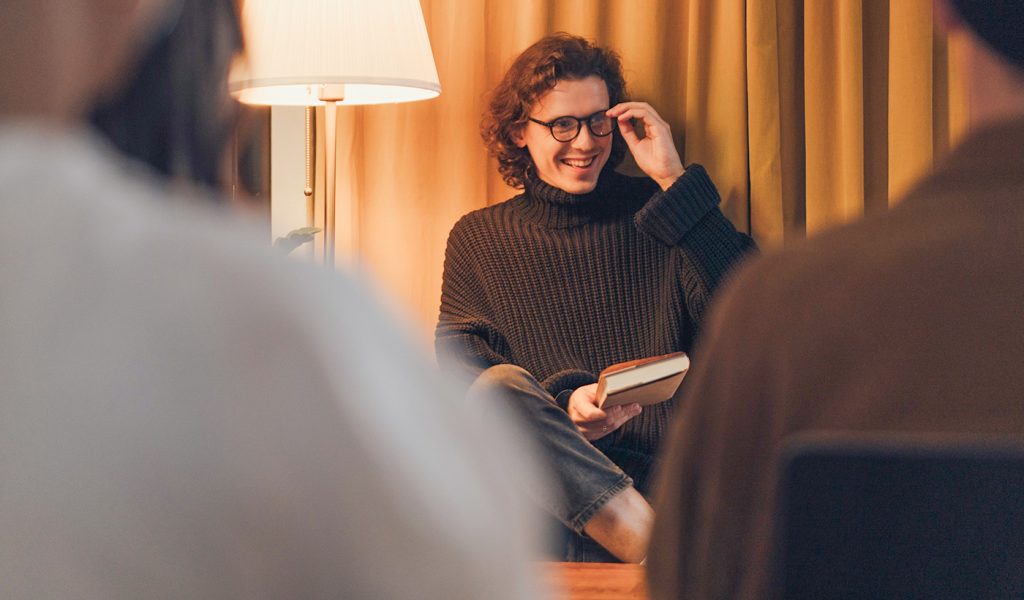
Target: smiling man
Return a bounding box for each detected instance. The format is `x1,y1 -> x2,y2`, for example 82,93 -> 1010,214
435,33 -> 757,563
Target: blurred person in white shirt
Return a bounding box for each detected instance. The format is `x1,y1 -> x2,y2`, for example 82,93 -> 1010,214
0,1 -> 546,598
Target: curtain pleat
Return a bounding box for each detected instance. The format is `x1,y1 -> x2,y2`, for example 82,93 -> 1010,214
888,0 -> 935,201
862,0 -> 890,216
308,0 -> 968,340
805,0 -> 865,233
681,1 -> 750,233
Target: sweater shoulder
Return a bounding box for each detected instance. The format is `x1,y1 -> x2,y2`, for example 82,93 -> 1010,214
714,196 -> 981,329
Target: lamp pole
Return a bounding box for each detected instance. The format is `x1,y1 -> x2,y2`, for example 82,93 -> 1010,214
230,0 -> 440,268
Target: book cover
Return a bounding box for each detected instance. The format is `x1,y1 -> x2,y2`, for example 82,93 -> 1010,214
595,352 -> 690,409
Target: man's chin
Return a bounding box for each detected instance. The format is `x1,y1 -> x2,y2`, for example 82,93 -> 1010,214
558,176 -> 599,195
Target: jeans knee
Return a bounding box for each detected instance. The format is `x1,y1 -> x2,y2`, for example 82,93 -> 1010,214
469,364 -> 554,411
475,363 -> 534,391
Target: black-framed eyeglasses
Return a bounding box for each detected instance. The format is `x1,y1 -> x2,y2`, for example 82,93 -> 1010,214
528,110 -> 616,142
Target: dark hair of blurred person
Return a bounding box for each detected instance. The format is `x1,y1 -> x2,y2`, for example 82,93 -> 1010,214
90,0 -> 244,192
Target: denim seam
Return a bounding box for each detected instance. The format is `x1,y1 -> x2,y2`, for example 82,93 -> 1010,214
567,473 -> 632,533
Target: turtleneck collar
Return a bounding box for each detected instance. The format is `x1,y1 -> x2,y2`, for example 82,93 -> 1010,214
515,168 -> 638,228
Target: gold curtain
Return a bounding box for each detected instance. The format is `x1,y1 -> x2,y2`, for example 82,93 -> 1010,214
312,0 -> 968,346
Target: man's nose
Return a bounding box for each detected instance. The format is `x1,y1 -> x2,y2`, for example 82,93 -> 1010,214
571,124 -> 599,150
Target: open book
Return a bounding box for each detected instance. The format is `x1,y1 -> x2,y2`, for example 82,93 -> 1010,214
596,352 -> 690,409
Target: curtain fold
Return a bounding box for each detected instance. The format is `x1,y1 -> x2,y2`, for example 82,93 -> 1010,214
309,0 -> 968,341
888,0 -> 936,201
804,0 -> 865,232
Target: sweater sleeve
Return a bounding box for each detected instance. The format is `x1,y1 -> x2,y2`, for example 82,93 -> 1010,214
634,164 -> 758,326
435,219 -> 513,383
542,370 -> 599,408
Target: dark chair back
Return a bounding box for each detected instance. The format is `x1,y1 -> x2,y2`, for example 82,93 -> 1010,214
773,437 -> 1024,600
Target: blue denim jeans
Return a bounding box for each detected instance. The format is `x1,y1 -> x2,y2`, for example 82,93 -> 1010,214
468,364 -> 633,562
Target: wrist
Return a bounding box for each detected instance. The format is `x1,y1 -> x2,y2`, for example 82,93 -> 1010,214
655,166 -> 686,191
555,388 -> 574,410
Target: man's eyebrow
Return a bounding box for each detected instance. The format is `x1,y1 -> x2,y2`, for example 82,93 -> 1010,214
542,109 -> 610,120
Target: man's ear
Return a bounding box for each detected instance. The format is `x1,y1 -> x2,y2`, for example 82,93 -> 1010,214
933,0 -> 964,36
512,124 -> 527,149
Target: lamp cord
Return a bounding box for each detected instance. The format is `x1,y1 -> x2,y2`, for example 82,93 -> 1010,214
304,106 -> 314,197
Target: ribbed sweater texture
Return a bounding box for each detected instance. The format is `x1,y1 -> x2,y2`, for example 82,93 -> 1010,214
436,165 -> 756,490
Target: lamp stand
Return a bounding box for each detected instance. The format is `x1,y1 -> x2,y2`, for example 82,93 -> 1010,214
322,100 -> 337,265
314,85 -> 355,267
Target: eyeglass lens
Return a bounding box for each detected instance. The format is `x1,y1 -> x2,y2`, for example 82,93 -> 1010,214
550,113 -> 615,142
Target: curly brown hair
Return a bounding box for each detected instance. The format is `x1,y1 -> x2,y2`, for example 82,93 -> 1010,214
481,33 -> 629,189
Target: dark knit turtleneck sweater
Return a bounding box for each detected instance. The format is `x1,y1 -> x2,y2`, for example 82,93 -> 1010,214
436,165 -> 756,491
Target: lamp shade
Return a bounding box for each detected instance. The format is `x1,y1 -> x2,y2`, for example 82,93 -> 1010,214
230,0 -> 440,106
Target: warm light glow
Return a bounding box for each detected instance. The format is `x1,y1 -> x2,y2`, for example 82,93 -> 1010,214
230,0 -> 441,106
234,83 -> 439,107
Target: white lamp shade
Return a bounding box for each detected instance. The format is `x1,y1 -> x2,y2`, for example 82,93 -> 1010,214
230,0 -> 441,106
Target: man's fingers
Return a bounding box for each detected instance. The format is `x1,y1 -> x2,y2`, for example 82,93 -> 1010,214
618,117 -> 640,147
572,398 -> 607,422
608,101 -> 657,117
613,405 -> 641,428
608,103 -> 669,130
577,402 -> 644,440
615,111 -> 670,139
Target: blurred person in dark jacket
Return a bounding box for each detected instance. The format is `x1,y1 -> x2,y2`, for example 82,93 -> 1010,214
648,1 -> 1024,598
